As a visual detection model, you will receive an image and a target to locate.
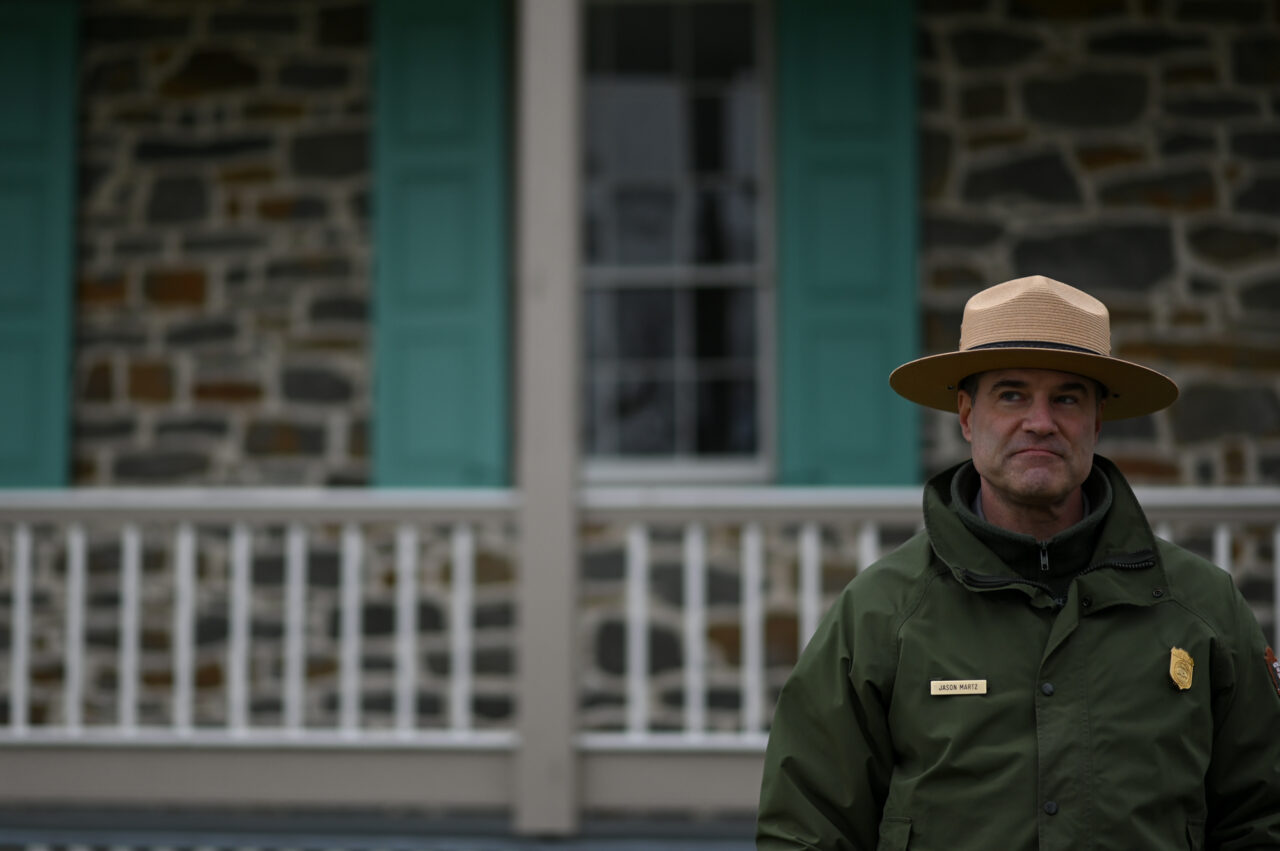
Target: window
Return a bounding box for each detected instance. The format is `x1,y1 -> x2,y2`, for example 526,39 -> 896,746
581,0 -> 770,482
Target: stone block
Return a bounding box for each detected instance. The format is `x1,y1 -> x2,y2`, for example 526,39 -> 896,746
113,451 -> 210,482
258,196 -> 329,221
1160,131 -> 1215,157
243,99 -> 307,121
82,360 -> 114,403
1241,277 -> 1280,311
319,4 -> 371,47
283,367 -> 353,404
86,57 -> 142,95
1173,384 -> 1280,442
1098,168 -> 1217,212
210,12 -> 300,36
1075,143 -> 1146,171
147,175 -> 208,224
960,83 -> 1006,119
290,130 -> 368,178
349,419 -> 367,458
1088,29 -> 1209,56
1178,0 -> 1266,24
78,274 -> 127,307
1009,0 -> 1125,17
1232,130 -> 1280,161
948,29 -> 1041,69
1023,72 -> 1147,128
1163,63 -> 1220,86
128,361 -> 174,402
145,268 -> 207,306
920,128 -> 953,200
160,49 -> 261,97
279,61 -> 350,91
928,265 -> 987,289
310,295 -> 367,322
156,417 -> 230,439
165,319 -> 237,347
114,236 -> 165,257
85,13 -> 190,42
244,420 -> 326,457
267,255 -> 353,281
1164,94 -> 1261,120
1236,177 -> 1280,216
1013,224 -> 1174,292
1188,224 -> 1279,268
181,232 -> 266,254
76,417 -> 135,441
219,164 -> 277,185
194,380 -> 263,403
961,150 -> 1082,205
595,620 -> 682,676
923,214 -> 1003,247
137,137 -> 272,161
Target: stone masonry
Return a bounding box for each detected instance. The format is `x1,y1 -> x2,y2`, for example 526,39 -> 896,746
76,0 -> 372,486
917,0 -> 1280,486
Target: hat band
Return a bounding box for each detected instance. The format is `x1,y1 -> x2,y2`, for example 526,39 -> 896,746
966,339 -> 1105,356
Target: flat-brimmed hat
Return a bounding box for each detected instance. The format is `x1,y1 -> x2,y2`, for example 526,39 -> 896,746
889,275 -> 1178,420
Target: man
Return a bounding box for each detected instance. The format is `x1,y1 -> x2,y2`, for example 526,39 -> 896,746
757,276 -> 1280,850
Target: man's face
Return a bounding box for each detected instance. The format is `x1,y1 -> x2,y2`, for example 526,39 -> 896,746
957,368 -> 1103,513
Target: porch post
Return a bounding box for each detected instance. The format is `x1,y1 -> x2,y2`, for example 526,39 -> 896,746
514,0 -> 581,836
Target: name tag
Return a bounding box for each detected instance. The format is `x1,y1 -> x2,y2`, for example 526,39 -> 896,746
930,679 -> 988,696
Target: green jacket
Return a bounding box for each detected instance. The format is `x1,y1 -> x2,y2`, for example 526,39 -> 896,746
758,457 -> 1280,850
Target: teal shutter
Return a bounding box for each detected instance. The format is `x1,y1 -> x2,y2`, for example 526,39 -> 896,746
373,0 -> 509,486
0,1 -> 76,487
776,0 -> 919,484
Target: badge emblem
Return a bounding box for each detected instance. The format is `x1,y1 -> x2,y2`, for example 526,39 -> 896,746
1170,647 -> 1194,691
1265,647 -> 1280,698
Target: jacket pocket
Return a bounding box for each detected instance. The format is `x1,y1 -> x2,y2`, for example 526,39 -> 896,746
877,816 -> 911,851
1186,818 -> 1205,850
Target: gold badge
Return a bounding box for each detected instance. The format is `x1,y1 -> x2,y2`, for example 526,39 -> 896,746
1170,647 -> 1194,691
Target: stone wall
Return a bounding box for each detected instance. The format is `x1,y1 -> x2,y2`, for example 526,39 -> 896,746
917,0 -> 1280,484
76,0 -> 372,486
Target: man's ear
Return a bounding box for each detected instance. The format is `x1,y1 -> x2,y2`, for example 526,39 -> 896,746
958,390 -> 974,443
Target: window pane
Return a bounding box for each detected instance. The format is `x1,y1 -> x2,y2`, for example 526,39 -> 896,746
692,94 -> 723,173
614,4 -> 675,76
692,3 -> 754,82
693,287 -> 755,360
615,185 -> 680,264
616,288 -> 676,359
696,378 -> 757,454
618,378 -> 676,454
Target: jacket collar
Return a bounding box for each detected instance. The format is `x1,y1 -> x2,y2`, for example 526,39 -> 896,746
923,455 -> 1165,607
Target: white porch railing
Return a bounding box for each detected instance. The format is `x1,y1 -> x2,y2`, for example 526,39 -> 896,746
1,485 -> 1278,823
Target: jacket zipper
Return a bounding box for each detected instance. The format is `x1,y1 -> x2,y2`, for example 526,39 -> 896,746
959,548 -> 1157,595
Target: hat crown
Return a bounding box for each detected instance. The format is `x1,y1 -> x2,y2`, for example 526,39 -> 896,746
959,275 -> 1111,356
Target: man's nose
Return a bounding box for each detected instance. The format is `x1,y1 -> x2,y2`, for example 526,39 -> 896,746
1021,397 -> 1058,433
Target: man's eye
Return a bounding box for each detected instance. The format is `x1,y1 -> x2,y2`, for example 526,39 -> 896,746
1057,395 -> 1080,405
998,391 -> 1022,401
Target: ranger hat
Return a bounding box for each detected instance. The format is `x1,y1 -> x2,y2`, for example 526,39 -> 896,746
889,275 -> 1178,420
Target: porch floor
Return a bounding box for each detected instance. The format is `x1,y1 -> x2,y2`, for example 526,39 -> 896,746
0,809 -> 755,851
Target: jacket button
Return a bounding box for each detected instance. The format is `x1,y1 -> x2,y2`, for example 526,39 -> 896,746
1040,682 -> 1055,696
1044,801 -> 1059,815
1081,596 -> 1092,608
1152,588 -> 1165,598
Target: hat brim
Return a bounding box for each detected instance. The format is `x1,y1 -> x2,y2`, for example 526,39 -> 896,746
889,347 -> 1179,421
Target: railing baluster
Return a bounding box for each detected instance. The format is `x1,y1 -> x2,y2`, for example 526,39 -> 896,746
173,523 -> 196,734
683,523 -> 707,736
395,525 -> 418,735
339,523 -> 363,736
1213,523 -> 1232,574
284,523 -> 307,734
11,524 -> 31,734
626,523 -> 649,736
65,524 -> 86,733
119,525 -> 141,733
228,523 -> 251,735
451,524 -> 475,733
858,522 -> 880,573
798,522 -> 821,651
742,522 -> 764,734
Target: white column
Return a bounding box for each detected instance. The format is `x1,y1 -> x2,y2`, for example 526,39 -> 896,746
515,0 -> 581,835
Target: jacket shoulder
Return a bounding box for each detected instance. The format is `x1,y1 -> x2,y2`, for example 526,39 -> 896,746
1159,537 -> 1263,644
